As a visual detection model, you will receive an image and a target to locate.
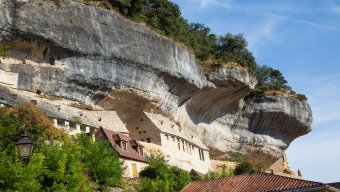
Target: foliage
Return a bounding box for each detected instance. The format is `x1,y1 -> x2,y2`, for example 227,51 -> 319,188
0,104 -> 68,143
227,153 -> 265,176
254,65 -> 289,90
0,43 -> 10,58
76,134 -> 124,189
0,105 -> 123,191
0,148 -> 44,192
247,65 -> 307,100
138,154 -> 191,192
215,33 -> 257,72
201,165 -> 233,181
234,161 -> 264,175
39,142 -> 87,192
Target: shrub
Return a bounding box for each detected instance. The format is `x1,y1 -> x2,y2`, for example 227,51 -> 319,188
296,94 -> 307,101
76,134 -> 124,189
138,154 -> 191,192
0,43 -> 10,58
227,153 -> 265,175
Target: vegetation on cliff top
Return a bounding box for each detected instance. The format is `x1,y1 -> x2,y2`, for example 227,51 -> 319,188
71,0 -> 306,100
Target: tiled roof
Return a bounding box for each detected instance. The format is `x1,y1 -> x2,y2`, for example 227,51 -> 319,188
189,169 -> 205,177
328,182 -> 340,189
181,173 -> 325,192
100,128 -> 146,162
129,139 -> 144,147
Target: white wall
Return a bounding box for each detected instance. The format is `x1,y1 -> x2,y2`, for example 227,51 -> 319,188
160,133 -> 211,174
122,159 -> 147,178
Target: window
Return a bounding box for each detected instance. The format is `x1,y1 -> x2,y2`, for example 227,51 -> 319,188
199,149 -> 205,161
177,138 -> 181,150
136,127 -> 139,129
143,131 -> 146,133
146,138 -> 151,143
57,119 -> 63,127
69,121 -> 76,129
141,139 -> 145,142
139,131 -> 142,134
138,147 -> 144,156
121,141 -> 128,151
182,140 -> 185,152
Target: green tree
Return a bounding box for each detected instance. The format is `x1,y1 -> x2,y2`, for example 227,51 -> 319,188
188,23 -> 216,61
0,104 -> 89,191
39,142 -> 87,192
76,134 -> 124,189
138,154 -> 191,192
254,65 -> 289,89
227,153 -> 264,175
215,33 -> 257,72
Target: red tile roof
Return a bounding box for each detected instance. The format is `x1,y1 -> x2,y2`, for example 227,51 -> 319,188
100,128 -> 146,162
328,182 -> 340,189
181,173 -> 325,192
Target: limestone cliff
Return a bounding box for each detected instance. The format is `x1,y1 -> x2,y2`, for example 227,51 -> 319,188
0,0 -> 312,165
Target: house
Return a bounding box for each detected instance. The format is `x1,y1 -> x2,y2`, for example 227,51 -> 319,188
181,173 -> 340,192
96,127 -> 148,178
127,111 -> 211,174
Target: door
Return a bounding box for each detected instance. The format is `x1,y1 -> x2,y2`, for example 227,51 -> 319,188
132,163 -> 138,178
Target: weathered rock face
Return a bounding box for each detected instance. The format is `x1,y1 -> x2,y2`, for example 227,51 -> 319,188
0,0 -> 312,164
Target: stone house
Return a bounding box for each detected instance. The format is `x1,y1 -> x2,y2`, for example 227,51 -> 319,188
96,127 -> 148,178
128,112 -> 211,174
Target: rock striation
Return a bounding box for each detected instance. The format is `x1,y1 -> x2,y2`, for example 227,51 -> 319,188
0,0 -> 313,165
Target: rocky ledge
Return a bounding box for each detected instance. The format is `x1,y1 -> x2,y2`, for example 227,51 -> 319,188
0,0 -> 312,165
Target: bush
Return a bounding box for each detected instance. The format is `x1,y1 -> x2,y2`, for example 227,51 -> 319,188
76,134 -> 124,189
0,104 -> 123,191
296,94 -> 307,101
138,154 -> 191,192
227,153 -> 265,176
0,43 -> 10,58
215,33 -> 257,72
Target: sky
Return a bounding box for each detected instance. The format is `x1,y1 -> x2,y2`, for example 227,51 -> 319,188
171,0 -> 340,183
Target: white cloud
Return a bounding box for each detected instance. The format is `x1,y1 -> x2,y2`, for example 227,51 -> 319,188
246,18 -> 282,56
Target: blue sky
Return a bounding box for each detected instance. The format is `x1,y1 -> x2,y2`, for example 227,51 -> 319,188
171,0 -> 340,182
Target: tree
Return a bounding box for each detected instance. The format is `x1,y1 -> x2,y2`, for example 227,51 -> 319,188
188,23 -> 216,61
0,105 -> 89,191
138,154 -> 191,192
227,153 -> 264,175
0,105 -> 123,191
254,65 -> 289,89
215,33 -> 257,72
76,134 -> 124,189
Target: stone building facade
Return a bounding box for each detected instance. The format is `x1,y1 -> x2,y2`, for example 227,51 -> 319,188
96,128 -> 148,178
128,112 -> 211,174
